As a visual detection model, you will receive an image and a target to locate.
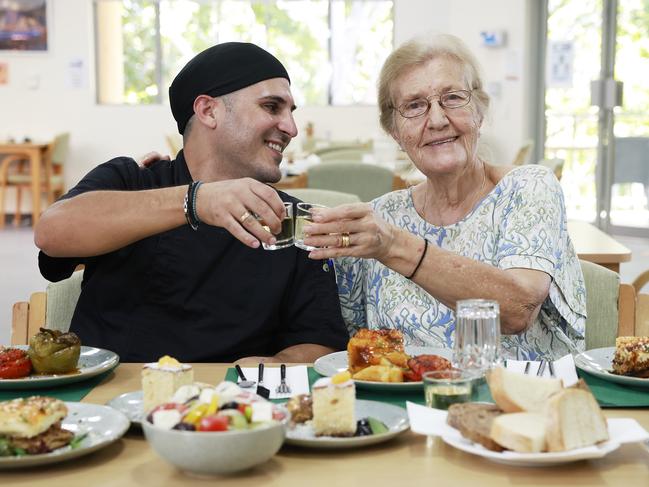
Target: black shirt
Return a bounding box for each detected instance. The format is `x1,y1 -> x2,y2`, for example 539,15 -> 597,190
38,152 -> 348,362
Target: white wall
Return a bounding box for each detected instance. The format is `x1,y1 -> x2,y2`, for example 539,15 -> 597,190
0,0 -> 535,209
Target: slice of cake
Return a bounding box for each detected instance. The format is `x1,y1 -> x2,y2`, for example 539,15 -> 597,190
312,371 -> 356,437
612,336 -> 649,377
142,355 -> 194,413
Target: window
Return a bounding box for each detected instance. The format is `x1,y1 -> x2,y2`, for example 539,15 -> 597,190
95,0 -> 393,106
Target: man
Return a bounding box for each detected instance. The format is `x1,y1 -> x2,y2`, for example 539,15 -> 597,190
34,42 -> 348,363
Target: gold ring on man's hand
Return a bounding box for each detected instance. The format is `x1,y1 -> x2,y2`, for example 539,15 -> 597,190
239,211 -> 252,224
341,233 -> 351,248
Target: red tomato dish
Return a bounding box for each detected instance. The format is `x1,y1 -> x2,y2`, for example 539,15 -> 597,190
0,347 -> 33,379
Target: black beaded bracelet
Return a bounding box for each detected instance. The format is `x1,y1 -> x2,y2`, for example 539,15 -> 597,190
406,238 -> 428,279
184,181 -> 202,231
191,181 -> 203,225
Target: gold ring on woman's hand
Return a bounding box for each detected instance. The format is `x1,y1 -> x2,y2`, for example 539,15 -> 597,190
239,211 -> 252,224
341,233 -> 351,248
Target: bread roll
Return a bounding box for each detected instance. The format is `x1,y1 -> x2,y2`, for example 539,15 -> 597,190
490,412 -> 547,453
545,388 -> 609,452
447,403 -> 504,452
487,366 -> 563,413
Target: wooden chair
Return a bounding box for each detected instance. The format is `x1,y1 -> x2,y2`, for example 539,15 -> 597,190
580,260 -> 636,349
11,270 -> 83,345
512,139 -> 534,166
0,133 -> 69,228
165,134 -> 182,155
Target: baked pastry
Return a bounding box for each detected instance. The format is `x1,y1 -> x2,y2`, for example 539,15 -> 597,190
487,366 -> 563,413
0,396 -> 67,438
612,336 -> 649,377
347,328 -> 408,374
142,355 -> 194,413
312,371 -> 356,437
0,396 -> 74,454
352,365 -> 403,382
446,402 -> 504,452
544,388 -> 609,452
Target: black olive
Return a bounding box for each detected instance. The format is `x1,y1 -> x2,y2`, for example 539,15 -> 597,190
173,422 -> 196,431
219,401 -> 239,410
355,418 -> 372,436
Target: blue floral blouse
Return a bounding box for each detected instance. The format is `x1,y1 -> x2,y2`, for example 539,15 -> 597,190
335,165 -> 586,360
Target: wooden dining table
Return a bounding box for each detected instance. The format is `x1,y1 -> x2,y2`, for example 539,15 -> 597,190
0,141 -> 52,226
567,220 -> 632,273
3,363 -> 648,486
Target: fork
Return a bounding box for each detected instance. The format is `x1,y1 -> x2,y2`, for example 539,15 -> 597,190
276,364 -> 291,395
537,360 -> 547,377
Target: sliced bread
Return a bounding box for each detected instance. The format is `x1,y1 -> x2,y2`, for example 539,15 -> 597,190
487,366 -> 563,413
545,388 -> 609,452
446,403 -> 504,452
490,412 -> 547,453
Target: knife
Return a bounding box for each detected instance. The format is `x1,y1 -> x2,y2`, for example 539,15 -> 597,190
256,363 -> 270,399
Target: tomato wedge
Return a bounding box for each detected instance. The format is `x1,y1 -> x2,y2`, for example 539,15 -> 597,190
0,348 -> 33,379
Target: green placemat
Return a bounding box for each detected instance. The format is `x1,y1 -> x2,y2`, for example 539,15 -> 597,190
0,369 -> 114,402
579,370 -> 649,408
225,367 -> 649,409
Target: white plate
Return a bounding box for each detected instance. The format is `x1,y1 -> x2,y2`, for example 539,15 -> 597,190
284,399 -> 409,449
107,390 -> 144,427
574,347 -> 649,388
441,432 -> 620,467
313,346 -> 452,391
0,402 -> 130,469
0,346 -> 119,389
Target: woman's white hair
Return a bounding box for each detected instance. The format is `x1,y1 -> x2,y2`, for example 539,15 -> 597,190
378,33 -> 490,135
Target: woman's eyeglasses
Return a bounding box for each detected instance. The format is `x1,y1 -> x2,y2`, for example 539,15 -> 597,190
396,89 -> 472,118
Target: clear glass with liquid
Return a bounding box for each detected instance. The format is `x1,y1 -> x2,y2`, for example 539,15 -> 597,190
423,369 -> 476,410
294,202 -> 327,251
261,202 -> 294,250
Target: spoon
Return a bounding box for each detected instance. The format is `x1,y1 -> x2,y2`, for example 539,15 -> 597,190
234,364 -> 256,388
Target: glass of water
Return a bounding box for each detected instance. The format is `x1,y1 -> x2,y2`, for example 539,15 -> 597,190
294,202 -> 327,251
423,369 -> 477,410
260,202 -> 294,250
453,299 -> 501,376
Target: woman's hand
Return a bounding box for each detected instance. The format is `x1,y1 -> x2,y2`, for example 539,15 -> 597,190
138,151 -> 170,167
302,203 -> 396,260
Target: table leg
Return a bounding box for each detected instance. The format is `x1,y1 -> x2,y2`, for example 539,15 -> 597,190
29,149 -> 41,226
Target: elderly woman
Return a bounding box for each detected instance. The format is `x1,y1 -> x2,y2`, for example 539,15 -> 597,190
303,34 -> 586,360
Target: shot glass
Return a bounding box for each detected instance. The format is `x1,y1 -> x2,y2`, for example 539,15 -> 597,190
423,369 -> 477,410
453,299 -> 501,376
294,202 -> 327,251
260,202 -> 294,250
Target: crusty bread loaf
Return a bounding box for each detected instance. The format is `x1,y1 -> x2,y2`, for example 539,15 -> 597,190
487,366 -> 563,413
545,388 -> 609,452
490,412 -> 547,453
447,403 -> 504,452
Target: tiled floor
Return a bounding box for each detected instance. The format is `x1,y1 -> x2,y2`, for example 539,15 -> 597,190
1,225 -> 648,345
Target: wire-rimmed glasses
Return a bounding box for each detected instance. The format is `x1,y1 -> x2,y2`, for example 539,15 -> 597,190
396,89 -> 472,118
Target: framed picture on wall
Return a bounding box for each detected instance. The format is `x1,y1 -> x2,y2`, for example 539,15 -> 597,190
0,0 -> 48,51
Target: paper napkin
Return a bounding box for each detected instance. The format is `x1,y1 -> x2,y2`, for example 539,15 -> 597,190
504,354 -> 579,386
239,365 -> 310,399
405,401 -> 649,445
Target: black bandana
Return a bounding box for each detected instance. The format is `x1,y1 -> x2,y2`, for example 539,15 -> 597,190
169,42 -> 290,134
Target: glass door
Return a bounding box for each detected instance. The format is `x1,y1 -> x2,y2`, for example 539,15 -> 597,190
609,1 -> 649,234
544,0 -> 649,236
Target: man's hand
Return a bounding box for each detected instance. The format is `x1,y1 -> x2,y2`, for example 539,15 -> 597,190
197,178 -> 286,249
